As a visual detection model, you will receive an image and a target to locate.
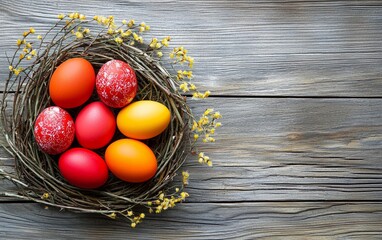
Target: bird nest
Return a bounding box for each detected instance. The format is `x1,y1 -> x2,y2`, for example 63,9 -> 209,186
0,13 -> 221,227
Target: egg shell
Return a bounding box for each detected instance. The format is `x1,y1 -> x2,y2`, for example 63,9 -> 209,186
49,58 -> 95,109
105,139 -> 157,183
96,59 -> 137,108
75,101 -> 116,149
117,100 -> 171,140
34,106 -> 75,155
58,148 -> 109,189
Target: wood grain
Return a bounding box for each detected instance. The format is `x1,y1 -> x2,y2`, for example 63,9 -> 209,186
1,1 -> 382,96
1,97 -> 381,201
0,201 -> 381,239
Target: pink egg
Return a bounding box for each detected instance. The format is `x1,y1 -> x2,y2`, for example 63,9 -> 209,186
58,148 -> 109,189
34,106 -> 75,155
96,60 -> 137,108
75,101 -> 116,149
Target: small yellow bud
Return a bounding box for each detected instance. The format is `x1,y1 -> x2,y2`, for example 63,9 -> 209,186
26,56 -> 32,60
29,27 -> 35,34
16,39 -> 23,46
175,188 -> 180,192
207,160 -> 213,167
83,28 -> 90,34
8,66 -> 13,71
140,22 -> 146,27
180,192 -> 189,199
58,14 -> 65,20
155,42 -> 162,49
41,193 -> 49,199
79,14 -> 86,20
169,53 -> 175,59
23,31 -> 29,37
128,19 -> 135,28
139,26 -> 145,32
30,49 -> 37,56
194,134 -> 199,141
145,25 -> 150,31
107,28 -> 114,35
147,201 -> 152,206
140,213 -> 145,219
107,212 -> 116,219
122,19 -> 127,25
37,35 -> 42,40
19,53 -> 25,60
156,51 -> 163,58
159,193 -> 165,200
114,37 -> 123,44
26,42 -> 32,49
131,222 -> 136,228
75,32 -> 83,39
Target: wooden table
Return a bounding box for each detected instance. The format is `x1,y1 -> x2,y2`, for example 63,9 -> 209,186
1,1 -> 382,239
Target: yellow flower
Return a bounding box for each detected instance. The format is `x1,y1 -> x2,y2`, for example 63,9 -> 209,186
175,188 -> 180,192
58,14 -> 65,20
124,29 -> 133,37
23,31 -> 29,37
155,42 -> 162,49
79,14 -> 86,20
29,27 -> 35,34
169,52 -> 175,59
149,38 -> 158,48
137,36 -> 143,44
127,211 -> 133,216
179,82 -> 189,92
16,39 -> 23,46
26,42 -> 32,49
203,90 -> 211,98
159,193 -> 165,200
114,37 -> 123,44
145,25 -> 150,31
189,83 -> 197,90
182,171 -> 189,185
188,57 -> 194,68
213,112 -> 222,119
133,32 -> 139,41
107,212 -> 116,219
30,49 -> 37,56
204,108 -> 213,116
19,53 -> 25,60
8,66 -> 13,71
122,19 -> 127,25
41,193 -> 49,199
26,56 -> 32,60
194,134 -> 199,141
83,28 -> 90,34
131,223 -> 136,228
128,19 -> 135,28
23,48 -> 29,53
161,38 -> 169,47
13,67 -> 23,76
140,22 -> 146,27
147,201 -> 152,206
75,32 -> 83,39
140,213 -> 145,219
107,28 -> 115,35
139,26 -> 145,32
180,192 -> 189,199
207,161 -> 213,167
37,35 -> 42,40
157,51 -> 163,58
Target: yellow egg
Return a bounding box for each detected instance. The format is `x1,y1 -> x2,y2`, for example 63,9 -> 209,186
117,100 -> 171,139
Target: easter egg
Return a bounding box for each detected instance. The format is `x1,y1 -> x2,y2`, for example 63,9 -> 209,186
49,58 -> 95,108
34,106 -> 75,155
75,101 -> 116,149
105,139 -> 157,183
96,59 -> 137,108
58,148 -> 109,189
117,100 -> 171,140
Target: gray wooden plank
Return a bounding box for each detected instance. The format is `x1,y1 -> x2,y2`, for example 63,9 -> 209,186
1,97 -> 382,201
0,201 -> 382,239
1,0 -> 382,96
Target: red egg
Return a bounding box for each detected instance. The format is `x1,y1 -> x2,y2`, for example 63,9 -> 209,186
75,101 -> 116,149
58,148 -> 109,189
34,106 -> 75,155
96,60 -> 137,108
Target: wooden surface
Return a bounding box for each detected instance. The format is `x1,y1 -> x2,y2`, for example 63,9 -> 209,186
1,1 -> 382,239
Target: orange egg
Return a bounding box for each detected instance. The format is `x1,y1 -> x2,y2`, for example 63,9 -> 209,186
105,139 -> 157,183
117,100 -> 171,140
49,58 -> 95,108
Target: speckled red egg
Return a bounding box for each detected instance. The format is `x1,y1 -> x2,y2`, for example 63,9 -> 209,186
75,101 -> 116,149
58,148 -> 109,189
96,60 -> 137,108
34,106 -> 75,155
